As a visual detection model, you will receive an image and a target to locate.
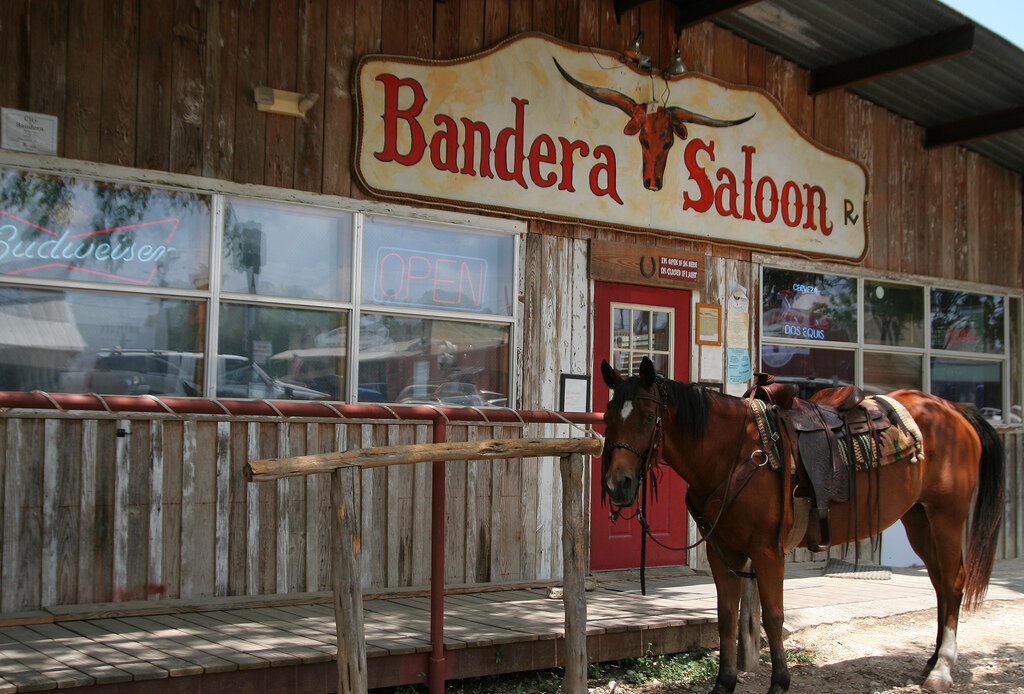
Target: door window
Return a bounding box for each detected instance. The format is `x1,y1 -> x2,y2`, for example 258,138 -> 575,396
611,303 -> 674,377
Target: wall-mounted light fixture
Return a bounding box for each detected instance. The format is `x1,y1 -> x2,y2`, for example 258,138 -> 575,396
664,49 -> 688,76
253,86 -> 319,118
624,31 -> 652,69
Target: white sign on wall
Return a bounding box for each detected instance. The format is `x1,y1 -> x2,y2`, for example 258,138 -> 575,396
355,33 -> 868,261
2,108 -> 58,155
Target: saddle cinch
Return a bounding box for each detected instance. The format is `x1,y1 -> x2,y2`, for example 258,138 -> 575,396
744,373 -> 923,553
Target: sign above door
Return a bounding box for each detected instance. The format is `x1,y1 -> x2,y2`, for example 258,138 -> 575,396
355,33 -> 868,261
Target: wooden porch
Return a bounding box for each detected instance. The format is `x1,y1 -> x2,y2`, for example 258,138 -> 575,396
0,566 -> 719,693
4,558 -> 1024,693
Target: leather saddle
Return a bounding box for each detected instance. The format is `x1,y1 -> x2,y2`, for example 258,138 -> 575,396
745,373 -> 901,552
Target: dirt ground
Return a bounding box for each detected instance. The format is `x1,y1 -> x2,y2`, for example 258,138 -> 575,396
611,597 -> 1024,694
440,597 -> 1024,693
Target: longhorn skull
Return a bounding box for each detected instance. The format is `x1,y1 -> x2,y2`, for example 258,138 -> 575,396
553,58 -> 754,191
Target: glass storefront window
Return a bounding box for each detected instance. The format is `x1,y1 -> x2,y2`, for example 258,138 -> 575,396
358,314 -> 509,405
931,356 -> 1003,416
761,268 -> 857,342
222,198 -> 352,301
217,303 -> 345,400
0,169 -> 210,289
864,282 -> 924,347
930,289 -> 1004,354
362,216 -> 515,316
758,345 -> 854,399
863,352 -> 922,393
0,286 -> 204,394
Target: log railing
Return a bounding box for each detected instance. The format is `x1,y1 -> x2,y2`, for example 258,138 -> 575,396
245,436 -> 604,694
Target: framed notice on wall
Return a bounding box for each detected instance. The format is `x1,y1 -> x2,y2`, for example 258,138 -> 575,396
696,303 -> 722,346
559,374 -> 591,412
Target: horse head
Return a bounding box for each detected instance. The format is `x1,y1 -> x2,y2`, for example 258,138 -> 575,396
599,356 -> 665,507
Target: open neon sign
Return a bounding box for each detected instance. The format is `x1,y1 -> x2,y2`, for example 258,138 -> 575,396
373,246 -> 487,311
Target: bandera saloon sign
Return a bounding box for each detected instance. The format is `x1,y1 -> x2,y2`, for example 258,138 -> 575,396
355,33 -> 868,261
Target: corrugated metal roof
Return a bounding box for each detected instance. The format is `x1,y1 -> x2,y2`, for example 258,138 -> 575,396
712,0 -> 1024,176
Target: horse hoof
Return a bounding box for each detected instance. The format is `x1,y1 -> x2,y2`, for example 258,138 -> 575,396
922,674 -> 953,691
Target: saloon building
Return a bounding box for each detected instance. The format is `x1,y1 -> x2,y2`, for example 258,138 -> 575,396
0,0 -> 1021,688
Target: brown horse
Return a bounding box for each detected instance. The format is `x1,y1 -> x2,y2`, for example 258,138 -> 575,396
600,357 -> 1004,694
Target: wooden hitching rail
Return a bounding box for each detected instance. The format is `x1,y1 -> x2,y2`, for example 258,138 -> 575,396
245,437 -> 603,694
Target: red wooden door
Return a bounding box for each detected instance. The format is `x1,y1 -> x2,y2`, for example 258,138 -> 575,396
591,282 -> 691,570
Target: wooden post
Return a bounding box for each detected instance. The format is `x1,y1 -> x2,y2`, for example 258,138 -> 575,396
737,572 -> 761,673
331,467 -> 367,693
559,452 -> 587,693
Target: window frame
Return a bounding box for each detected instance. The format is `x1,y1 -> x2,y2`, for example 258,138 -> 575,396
0,158 -> 523,404
759,264 -> 1022,426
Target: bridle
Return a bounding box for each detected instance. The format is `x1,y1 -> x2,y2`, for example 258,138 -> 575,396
606,381 -> 668,484
607,387 -> 769,590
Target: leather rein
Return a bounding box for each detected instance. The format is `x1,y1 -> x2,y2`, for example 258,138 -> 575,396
608,383 -> 770,586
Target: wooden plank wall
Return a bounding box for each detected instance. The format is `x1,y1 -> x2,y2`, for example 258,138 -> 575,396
0,414 -> 553,613
0,0 -> 1019,288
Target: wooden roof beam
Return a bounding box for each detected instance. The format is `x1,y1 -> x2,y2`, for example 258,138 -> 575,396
612,0 -> 758,30
671,0 -> 761,31
809,24 -> 974,95
925,106 -> 1024,148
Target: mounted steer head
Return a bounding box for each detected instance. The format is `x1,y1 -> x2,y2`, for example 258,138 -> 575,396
553,57 -> 754,191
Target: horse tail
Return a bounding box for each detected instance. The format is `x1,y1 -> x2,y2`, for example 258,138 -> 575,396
959,405 -> 1005,610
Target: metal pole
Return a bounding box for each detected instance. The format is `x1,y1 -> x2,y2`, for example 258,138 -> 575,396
429,413 -> 447,694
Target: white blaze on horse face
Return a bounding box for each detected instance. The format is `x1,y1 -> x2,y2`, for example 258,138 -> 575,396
619,400 -> 634,422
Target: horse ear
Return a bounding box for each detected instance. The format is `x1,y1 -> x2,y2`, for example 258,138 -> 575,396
600,360 -> 623,389
638,356 -> 656,388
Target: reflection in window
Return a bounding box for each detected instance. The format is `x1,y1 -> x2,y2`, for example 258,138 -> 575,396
930,289 -> 1003,354
931,357 -> 1003,418
761,268 -> 857,342
218,303 -> 345,400
863,352 -> 922,393
358,314 -> 509,405
864,282 -> 923,347
222,198 -> 352,301
0,168 -> 210,289
758,345 -> 854,399
612,304 -> 673,377
0,286 -> 204,394
362,216 -> 515,316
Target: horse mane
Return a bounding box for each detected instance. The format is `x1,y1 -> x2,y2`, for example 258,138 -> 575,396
611,375 -> 715,443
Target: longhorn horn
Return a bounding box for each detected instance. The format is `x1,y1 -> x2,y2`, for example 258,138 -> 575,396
553,57 -> 637,116
667,105 -> 755,128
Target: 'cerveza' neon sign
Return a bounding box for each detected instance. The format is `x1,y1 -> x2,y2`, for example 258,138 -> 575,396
779,283 -> 829,340
373,246 -> 487,311
0,210 -> 179,285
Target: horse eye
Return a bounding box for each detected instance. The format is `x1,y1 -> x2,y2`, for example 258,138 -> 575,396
645,413 -> 655,423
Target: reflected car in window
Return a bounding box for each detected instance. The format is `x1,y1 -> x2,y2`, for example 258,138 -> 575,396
434,382 -> 488,406
216,356 -> 330,400
58,349 -> 200,396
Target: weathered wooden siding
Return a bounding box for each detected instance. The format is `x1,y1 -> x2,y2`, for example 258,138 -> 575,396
0,413 -> 572,613
0,0 -> 1019,287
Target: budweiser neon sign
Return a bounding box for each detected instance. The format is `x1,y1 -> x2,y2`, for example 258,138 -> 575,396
355,34 -> 867,260
0,210 -> 179,285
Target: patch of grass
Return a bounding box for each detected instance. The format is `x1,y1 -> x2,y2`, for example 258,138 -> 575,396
621,647 -> 720,685
758,647 -> 818,666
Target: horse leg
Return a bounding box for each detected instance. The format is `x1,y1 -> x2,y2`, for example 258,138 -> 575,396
707,551 -> 743,694
900,505 -> 942,674
901,504 -> 966,692
751,555 -> 790,694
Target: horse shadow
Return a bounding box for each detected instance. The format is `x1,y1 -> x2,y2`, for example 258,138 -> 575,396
727,643 -> 1024,693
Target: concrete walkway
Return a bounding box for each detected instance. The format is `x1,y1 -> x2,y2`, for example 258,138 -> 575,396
599,557 -> 1024,634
